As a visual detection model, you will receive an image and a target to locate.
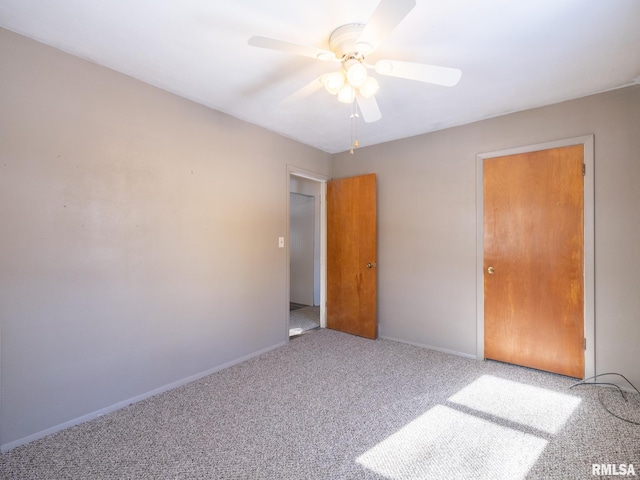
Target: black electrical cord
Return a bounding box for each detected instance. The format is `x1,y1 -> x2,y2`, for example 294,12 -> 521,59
570,373 -> 640,425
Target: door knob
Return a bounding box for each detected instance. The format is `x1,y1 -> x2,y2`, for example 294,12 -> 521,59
487,266 -> 495,275
366,262 -> 377,269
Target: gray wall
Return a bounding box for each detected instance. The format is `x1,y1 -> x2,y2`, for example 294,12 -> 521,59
333,84 -> 640,389
0,28 -> 332,449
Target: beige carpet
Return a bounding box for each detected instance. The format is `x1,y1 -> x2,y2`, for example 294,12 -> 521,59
2,329 -> 639,479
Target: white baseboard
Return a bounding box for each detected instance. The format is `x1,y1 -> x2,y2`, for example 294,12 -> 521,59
380,335 -> 477,360
1,341 -> 287,452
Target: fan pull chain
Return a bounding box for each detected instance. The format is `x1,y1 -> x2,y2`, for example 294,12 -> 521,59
350,101 -> 359,154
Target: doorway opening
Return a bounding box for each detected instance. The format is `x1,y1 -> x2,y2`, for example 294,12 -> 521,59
287,167 -> 328,339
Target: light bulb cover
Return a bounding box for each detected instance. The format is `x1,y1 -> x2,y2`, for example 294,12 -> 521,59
359,76 -> 379,99
321,71 -> 345,95
346,62 -> 368,87
337,84 -> 356,104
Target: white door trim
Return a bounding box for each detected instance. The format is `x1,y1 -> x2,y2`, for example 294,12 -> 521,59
476,135 -> 595,379
287,166 -> 328,339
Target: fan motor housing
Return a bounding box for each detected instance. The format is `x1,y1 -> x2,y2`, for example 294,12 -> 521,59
329,23 -> 367,59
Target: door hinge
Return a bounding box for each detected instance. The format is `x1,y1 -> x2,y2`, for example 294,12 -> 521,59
582,164 -> 586,176
583,338 -> 587,350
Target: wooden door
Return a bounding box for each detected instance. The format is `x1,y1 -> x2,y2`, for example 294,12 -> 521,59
484,145 -> 584,378
327,174 -> 377,339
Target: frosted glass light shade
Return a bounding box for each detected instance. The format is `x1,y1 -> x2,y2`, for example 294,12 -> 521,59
359,76 -> 379,98
346,63 -> 368,87
337,84 -> 356,103
322,71 -> 345,95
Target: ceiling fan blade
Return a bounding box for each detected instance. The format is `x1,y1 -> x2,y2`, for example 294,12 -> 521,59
357,0 -> 416,54
280,76 -> 325,106
375,59 -> 462,87
248,36 -> 336,61
356,94 -> 382,123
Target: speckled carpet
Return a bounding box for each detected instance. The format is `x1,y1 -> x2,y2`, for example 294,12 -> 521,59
1,329 -> 639,479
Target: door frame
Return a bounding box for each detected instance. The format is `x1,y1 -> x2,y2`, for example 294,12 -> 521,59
287,165 -> 328,340
475,135 -> 595,379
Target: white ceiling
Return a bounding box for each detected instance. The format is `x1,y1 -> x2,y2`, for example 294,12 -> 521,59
1,0 -> 639,154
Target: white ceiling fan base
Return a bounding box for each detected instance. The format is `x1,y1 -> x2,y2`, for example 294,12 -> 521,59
328,24 -> 366,59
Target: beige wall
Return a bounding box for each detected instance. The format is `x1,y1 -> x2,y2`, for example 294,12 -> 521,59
0,28 -> 332,449
333,84 -> 640,389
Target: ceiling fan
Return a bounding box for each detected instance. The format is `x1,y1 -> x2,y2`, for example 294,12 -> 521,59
247,0 -> 462,124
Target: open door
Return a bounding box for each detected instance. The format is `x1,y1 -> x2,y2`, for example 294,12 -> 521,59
326,174 -> 377,339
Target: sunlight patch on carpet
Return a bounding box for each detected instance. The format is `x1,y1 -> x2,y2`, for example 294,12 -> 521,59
357,405 -> 547,480
289,327 -> 303,336
448,375 -> 581,434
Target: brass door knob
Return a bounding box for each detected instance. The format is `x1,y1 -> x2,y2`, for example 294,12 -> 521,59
487,266 -> 495,275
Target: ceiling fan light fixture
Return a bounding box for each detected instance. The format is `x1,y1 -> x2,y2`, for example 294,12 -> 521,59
321,71 -> 346,95
248,0 -> 465,148
337,84 -> 356,104
359,76 -> 379,98
346,62 -> 368,88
